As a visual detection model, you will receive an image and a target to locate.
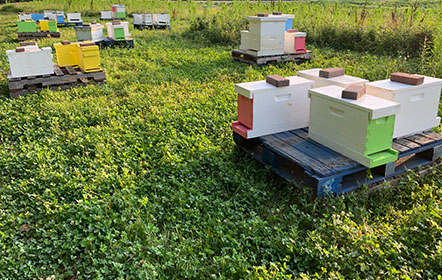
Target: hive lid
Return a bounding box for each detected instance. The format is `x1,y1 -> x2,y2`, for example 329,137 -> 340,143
235,76 -> 314,99
298,68 -> 369,84
248,15 -> 288,22
365,75 -> 442,93
309,85 -> 400,119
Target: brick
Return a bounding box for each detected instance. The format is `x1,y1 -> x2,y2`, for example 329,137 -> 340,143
61,40 -> 71,45
79,42 -> 96,47
286,29 -> 299,33
272,12 -> 282,15
390,72 -> 424,85
266,74 -> 290,87
112,20 -> 121,25
342,84 -> 366,100
15,47 -> 25,53
319,67 -> 345,78
257,13 -> 269,17
19,41 -> 37,46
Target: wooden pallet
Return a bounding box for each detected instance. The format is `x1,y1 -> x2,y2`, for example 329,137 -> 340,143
58,22 -> 83,27
94,37 -> 134,48
233,128 -> 442,197
17,31 -> 60,41
7,65 -> 106,98
232,49 -> 313,65
134,24 -> 170,30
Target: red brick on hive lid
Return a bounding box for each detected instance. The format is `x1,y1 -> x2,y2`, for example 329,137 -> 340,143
266,75 -> 290,87
19,41 -> 37,46
79,42 -> 96,47
112,20 -> 121,25
286,29 -> 299,33
15,47 -> 25,53
319,68 -> 345,78
390,72 -> 424,85
257,13 -> 269,17
61,40 -> 71,45
272,12 -> 282,15
342,84 -> 366,100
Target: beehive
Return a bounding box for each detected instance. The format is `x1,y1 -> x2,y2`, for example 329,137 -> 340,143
76,41 -> 101,72
297,68 -> 369,88
106,21 -> 130,41
31,13 -> 44,22
308,85 -> 400,168
17,20 -> 37,32
245,15 -> 287,57
55,11 -> 65,24
44,10 -> 56,20
39,20 -> 57,32
153,13 -> 170,26
54,41 -> 79,67
284,30 -> 306,54
6,46 -> 54,78
133,14 -> 143,25
101,11 -> 112,20
143,13 -> 153,25
75,24 -> 105,42
18,13 -> 32,21
67,13 -> 82,23
365,74 -> 442,138
232,75 -> 314,139
112,5 -> 126,19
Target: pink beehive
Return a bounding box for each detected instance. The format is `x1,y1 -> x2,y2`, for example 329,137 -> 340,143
284,30 -> 306,54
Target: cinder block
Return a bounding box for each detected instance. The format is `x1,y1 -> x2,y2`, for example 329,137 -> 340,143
390,72 -> 424,85
319,68 -> 345,78
266,75 -> 289,87
342,84 -> 366,100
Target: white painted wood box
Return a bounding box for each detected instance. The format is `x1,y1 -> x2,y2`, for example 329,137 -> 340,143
245,15 -> 287,57
44,10 -> 56,20
143,13 -> 153,25
365,76 -> 442,138
240,31 -> 250,50
101,11 -> 112,20
133,14 -> 143,25
308,85 -> 400,168
67,13 -> 82,23
106,21 -> 130,40
18,13 -> 32,21
75,24 -> 105,42
7,47 -> 54,79
232,76 -> 314,139
153,14 -> 170,26
297,68 -> 369,88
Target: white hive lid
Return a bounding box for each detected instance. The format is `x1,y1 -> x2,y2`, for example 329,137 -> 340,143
298,68 -> 368,84
366,75 -> 442,93
309,85 -> 400,119
235,76 -> 314,99
248,15 -> 287,22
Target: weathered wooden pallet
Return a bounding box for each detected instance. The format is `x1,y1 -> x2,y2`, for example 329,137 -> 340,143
17,31 -> 60,41
58,22 -> 83,27
7,65 -> 106,98
233,128 -> 442,197
134,24 -> 170,30
95,37 -> 134,48
232,49 -> 313,65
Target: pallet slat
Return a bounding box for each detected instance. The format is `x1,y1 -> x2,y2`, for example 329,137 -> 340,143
232,49 -> 312,65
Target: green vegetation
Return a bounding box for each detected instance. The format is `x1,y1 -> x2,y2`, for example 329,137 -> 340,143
0,0 -> 441,279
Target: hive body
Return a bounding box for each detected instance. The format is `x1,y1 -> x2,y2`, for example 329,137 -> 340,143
76,42 -> 101,72
297,68 -> 368,88
7,47 -> 54,78
54,42 -> 79,67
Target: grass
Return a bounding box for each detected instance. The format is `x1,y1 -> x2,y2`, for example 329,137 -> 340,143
0,1 -> 441,279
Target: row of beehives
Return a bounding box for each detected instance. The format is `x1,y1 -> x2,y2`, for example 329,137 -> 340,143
6,40 -> 102,79
233,69 -> 442,168
240,13 -> 306,56
17,19 -> 58,33
101,5 -> 126,20
75,21 -> 131,42
132,13 -> 170,27
18,11 -> 82,24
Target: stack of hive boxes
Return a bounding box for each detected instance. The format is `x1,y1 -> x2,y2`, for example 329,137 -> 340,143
6,42 -> 54,79
53,40 -> 102,72
75,23 -> 105,42
233,68 -> 442,168
112,5 -> 126,19
106,21 -> 131,41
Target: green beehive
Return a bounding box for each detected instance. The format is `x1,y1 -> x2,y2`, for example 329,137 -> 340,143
114,27 -> 125,41
17,21 -> 37,33
48,21 -> 57,32
117,11 -> 126,18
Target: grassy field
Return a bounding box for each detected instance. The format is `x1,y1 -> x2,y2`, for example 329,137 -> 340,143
0,1 -> 441,279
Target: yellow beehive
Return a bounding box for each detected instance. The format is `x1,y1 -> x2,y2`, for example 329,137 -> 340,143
76,41 -> 101,72
54,40 -> 79,67
40,20 -> 49,31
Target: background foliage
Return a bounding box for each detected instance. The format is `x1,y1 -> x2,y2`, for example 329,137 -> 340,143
0,0 -> 441,279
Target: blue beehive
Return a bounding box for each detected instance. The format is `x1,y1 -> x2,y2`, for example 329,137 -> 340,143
285,15 -> 294,31
31,13 -> 44,22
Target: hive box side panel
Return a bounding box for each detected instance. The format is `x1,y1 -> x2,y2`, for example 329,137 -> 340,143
7,49 -> 54,78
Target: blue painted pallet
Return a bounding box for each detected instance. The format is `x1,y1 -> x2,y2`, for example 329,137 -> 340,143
134,24 -> 170,30
233,128 -> 442,197
94,37 -> 134,48
58,22 -> 83,27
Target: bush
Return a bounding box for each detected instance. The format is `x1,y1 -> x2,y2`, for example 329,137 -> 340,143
0,4 -> 23,13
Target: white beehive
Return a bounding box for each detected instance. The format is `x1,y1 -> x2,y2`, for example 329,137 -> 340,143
106,21 -> 131,40
101,11 -> 112,20
240,31 -> 250,50
365,76 -> 442,138
67,13 -> 82,23
143,13 -> 153,25
18,13 -> 32,21
7,47 -> 54,79
297,68 -> 369,88
232,76 -> 314,139
112,4 -> 125,18
308,85 -> 400,168
76,23 -> 105,42
133,14 -> 143,25
245,15 -> 287,57
153,13 -> 170,26
44,10 -> 56,20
